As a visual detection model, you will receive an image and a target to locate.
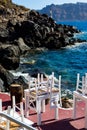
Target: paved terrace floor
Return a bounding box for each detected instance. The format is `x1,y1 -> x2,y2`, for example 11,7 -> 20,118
0,92 -> 86,130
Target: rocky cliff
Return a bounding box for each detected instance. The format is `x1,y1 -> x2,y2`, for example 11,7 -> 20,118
0,0 -> 85,91
38,2 -> 87,21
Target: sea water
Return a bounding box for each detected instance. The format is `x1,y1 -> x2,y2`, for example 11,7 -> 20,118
15,21 -> 87,97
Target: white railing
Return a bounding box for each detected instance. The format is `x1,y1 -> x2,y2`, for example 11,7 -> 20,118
0,111 -> 36,130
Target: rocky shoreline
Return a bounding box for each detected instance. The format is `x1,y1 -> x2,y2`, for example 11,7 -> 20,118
0,0 -> 86,91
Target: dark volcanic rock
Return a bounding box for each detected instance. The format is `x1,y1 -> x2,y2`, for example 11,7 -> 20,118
0,44 -> 20,70
13,37 -> 30,54
0,27 -> 9,42
0,64 -> 14,91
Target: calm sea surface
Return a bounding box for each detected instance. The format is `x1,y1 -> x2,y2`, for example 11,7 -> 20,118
16,21 -> 87,97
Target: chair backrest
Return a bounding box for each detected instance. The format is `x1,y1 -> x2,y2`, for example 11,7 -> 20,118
76,73 -> 86,95
76,73 -> 80,91
28,73 -> 44,89
36,73 -> 50,96
28,73 -> 49,97
84,73 -> 87,95
28,75 -> 36,90
50,72 -> 62,108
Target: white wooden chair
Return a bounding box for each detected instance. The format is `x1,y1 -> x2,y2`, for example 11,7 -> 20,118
72,73 -> 87,129
12,96 -> 24,122
24,73 -> 50,125
50,72 -> 62,119
0,99 -> 11,130
24,72 -> 62,125
28,74 -> 49,110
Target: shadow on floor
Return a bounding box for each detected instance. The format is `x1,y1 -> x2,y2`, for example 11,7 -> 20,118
33,117 -> 86,130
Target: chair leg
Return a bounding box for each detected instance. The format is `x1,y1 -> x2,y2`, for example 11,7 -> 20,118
37,100 -> 41,125
72,94 -> 77,119
25,94 -> 29,117
41,100 -> 45,112
55,107 -> 58,120
55,101 -> 58,120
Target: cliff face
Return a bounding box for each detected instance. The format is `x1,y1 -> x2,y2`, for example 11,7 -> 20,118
38,2 -> 87,21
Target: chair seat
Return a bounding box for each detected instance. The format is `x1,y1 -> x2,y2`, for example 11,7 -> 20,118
51,87 -> 59,93
30,87 -> 59,97
30,89 -> 49,96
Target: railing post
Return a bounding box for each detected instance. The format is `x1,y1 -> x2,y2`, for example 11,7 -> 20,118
20,102 -> 24,122
0,99 -> 2,122
12,96 -> 16,117
6,106 -> 11,130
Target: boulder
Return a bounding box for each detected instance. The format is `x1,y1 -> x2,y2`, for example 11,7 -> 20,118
0,44 -> 20,70
0,27 -> 9,42
62,97 -> 73,108
14,37 -> 30,54
0,64 -> 14,91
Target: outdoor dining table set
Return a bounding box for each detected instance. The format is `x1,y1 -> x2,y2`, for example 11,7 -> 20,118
24,72 -> 62,125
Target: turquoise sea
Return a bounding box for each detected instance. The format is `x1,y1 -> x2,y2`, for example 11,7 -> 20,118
16,21 -> 87,97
